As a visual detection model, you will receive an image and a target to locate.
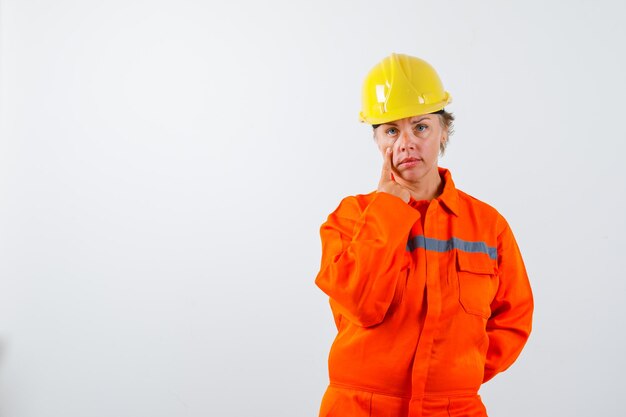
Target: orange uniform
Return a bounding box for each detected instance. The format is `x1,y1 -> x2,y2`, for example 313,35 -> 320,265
316,168 -> 533,417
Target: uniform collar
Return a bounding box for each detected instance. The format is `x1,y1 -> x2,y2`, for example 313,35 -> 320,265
436,167 -> 460,216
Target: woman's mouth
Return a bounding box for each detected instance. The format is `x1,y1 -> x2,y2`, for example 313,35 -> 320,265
398,157 -> 421,167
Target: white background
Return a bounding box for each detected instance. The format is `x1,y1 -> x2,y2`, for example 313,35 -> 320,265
1,1 -> 625,416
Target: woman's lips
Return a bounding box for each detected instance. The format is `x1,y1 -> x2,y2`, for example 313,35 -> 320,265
398,157 -> 421,168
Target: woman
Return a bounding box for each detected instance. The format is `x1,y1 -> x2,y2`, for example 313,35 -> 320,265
315,53 -> 533,417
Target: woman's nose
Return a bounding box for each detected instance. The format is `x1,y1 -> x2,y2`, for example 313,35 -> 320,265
397,131 -> 415,151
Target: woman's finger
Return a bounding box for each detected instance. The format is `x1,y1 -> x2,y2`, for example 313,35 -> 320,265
380,147 -> 393,181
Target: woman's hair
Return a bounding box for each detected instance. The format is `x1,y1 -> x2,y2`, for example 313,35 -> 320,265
438,110 -> 455,155
373,110 -> 455,155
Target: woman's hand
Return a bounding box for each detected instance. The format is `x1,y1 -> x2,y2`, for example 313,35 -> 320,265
377,148 -> 410,203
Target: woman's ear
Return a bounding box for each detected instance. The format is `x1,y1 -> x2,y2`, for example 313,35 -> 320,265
439,129 -> 449,155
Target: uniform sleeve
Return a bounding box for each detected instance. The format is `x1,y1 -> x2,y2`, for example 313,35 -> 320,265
483,221 -> 534,382
315,192 -> 420,327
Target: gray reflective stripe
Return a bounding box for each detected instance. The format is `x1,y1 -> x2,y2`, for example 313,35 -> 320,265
406,235 -> 497,260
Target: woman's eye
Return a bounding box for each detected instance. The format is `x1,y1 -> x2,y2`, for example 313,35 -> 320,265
386,128 -> 398,136
415,124 -> 427,132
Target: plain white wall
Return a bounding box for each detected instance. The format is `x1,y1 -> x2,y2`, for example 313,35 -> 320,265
1,0 -> 625,416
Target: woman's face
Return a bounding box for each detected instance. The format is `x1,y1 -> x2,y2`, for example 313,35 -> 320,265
374,114 -> 447,184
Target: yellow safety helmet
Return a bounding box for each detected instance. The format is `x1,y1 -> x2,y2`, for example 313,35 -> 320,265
359,53 -> 452,125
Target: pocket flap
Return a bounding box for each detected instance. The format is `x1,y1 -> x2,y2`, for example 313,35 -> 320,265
456,250 -> 496,275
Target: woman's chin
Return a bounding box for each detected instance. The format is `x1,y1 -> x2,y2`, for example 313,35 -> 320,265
396,170 -> 423,183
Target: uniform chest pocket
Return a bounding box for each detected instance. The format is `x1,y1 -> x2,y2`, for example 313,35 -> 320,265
456,251 -> 498,319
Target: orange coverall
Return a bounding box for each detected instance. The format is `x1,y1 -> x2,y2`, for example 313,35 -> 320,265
316,168 -> 533,417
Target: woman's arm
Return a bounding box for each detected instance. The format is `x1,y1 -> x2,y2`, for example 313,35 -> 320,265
315,192 -> 419,327
483,221 -> 534,382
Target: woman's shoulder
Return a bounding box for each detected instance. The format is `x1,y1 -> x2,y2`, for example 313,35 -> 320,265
455,188 -> 506,224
